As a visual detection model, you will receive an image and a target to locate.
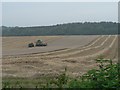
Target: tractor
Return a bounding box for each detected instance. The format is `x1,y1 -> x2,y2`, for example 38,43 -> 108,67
28,43 -> 34,47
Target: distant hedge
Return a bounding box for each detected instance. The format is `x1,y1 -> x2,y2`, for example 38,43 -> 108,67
2,22 -> 118,36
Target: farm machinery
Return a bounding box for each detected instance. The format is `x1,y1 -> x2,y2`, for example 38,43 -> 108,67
28,39 -> 47,47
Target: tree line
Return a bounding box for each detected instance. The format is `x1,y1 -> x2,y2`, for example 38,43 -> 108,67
2,22 -> 118,36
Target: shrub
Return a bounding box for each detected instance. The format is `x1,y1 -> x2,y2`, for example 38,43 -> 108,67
47,58 -> 119,88
67,58 -> 120,88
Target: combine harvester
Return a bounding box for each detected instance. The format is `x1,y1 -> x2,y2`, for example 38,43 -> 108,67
28,39 -> 47,47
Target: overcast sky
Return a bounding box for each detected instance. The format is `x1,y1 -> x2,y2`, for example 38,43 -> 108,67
2,2 -> 118,27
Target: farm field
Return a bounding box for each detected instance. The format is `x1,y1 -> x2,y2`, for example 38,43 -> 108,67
2,35 -> 118,86
2,35 -> 98,56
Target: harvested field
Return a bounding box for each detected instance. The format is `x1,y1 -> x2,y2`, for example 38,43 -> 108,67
2,35 -> 98,55
2,35 -> 118,78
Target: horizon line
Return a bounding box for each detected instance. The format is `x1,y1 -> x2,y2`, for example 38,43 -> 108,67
1,21 -> 118,28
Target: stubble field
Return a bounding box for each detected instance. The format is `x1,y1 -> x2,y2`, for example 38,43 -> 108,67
2,35 -> 118,79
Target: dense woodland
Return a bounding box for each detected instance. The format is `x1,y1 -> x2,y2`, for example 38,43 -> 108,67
1,22 -> 118,36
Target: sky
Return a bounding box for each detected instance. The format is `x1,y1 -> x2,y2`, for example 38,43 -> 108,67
1,0 -> 119,2
2,2 -> 118,27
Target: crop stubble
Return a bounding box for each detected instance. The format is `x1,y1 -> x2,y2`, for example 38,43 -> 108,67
2,35 -> 118,78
